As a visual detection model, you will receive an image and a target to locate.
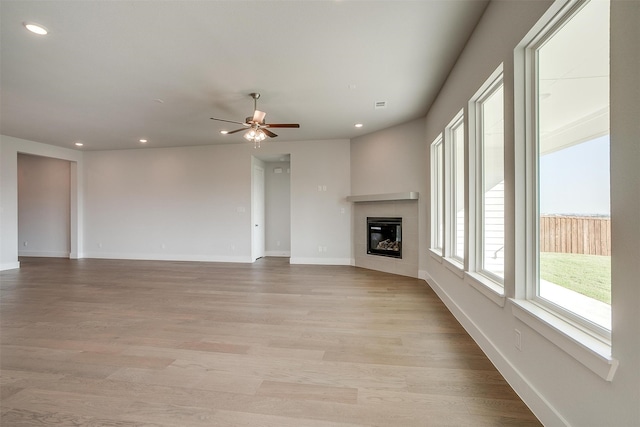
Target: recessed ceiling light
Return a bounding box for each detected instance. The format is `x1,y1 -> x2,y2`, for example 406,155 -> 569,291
220,130 -> 229,135
23,22 -> 48,35
354,123 -> 364,128
139,139 -> 148,143
75,142 -> 84,147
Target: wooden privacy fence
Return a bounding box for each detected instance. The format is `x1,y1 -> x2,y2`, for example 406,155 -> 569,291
540,215 -> 611,256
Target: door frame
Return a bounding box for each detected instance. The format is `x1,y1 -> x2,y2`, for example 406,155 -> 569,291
251,163 -> 265,262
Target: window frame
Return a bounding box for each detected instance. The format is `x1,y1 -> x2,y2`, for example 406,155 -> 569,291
470,65 -> 505,287
430,134 -> 445,256
465,66 -> 506,305
512,0 -> 616,381
444,110 -> 466,268
527,0 -> 611,339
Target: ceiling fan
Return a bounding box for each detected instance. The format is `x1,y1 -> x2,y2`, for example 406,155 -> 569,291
211,93 -> 300,147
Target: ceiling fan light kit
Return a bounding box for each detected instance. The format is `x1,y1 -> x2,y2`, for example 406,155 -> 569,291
244,127 -> 267,148
211,92 -> 300,148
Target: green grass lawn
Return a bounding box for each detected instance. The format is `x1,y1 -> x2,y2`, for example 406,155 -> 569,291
540,252 -> 611,304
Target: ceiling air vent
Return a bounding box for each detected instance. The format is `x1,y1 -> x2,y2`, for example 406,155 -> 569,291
375,101 -> 387,109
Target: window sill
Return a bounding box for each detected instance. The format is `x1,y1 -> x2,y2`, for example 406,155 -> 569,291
443,257 -> 465,278
428,248 -> 443,262
510,299 -> 618,381
466,272 -> 506,307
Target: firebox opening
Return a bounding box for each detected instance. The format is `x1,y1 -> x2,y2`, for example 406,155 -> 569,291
367,217 -> 402,259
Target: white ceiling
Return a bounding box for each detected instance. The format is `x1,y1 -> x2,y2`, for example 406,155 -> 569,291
0,0 -> 489,151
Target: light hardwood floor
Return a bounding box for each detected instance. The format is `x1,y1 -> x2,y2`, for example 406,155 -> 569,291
1,257 -> 541,426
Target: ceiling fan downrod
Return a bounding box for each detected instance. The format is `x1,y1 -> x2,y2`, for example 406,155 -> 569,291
250,92 -> 260,111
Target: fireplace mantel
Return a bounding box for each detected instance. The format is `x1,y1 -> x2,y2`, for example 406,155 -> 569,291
346,192 -> 419,203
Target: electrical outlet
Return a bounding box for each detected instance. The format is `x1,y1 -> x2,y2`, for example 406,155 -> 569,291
515,329 -> 522,351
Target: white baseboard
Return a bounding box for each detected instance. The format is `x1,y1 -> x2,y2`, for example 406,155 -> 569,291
422,271 -> 566,427
82,252 -> 253,263
265,251 -> 291,257
18,251 -> 70,258
289,257 -> 352,266
0,261 -> 20,271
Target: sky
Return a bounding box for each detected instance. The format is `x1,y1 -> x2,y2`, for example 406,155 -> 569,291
539,135 -> 610,216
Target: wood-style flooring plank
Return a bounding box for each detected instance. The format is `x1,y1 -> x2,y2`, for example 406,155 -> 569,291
1,257 -> 541,426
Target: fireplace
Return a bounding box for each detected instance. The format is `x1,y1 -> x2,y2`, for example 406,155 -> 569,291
367,217 -> 402,259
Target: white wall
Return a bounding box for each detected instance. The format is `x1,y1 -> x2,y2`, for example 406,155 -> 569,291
420,1 -> 640,426
18,154 -> 71,257
0,135 -> 83,270
82,139 -> 351,264
83,144 -> 253,262
288,139 -> 351,265
264,161 -> 291,256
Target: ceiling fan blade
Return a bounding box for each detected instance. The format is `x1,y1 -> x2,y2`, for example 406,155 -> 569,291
265,123 -> 300,128
210,117 -> 247,126
252,110 -> 266,124
225,128 -> 246,135
262,128 -> 278,138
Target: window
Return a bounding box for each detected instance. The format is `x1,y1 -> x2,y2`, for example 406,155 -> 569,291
529,0 -> 611,334
472,68 -> 505,284
430,134 -> 444,254
446,112 -> 465,264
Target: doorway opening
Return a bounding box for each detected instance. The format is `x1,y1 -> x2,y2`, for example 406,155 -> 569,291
17,154 -> 72,258
252,155 -> 291,262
